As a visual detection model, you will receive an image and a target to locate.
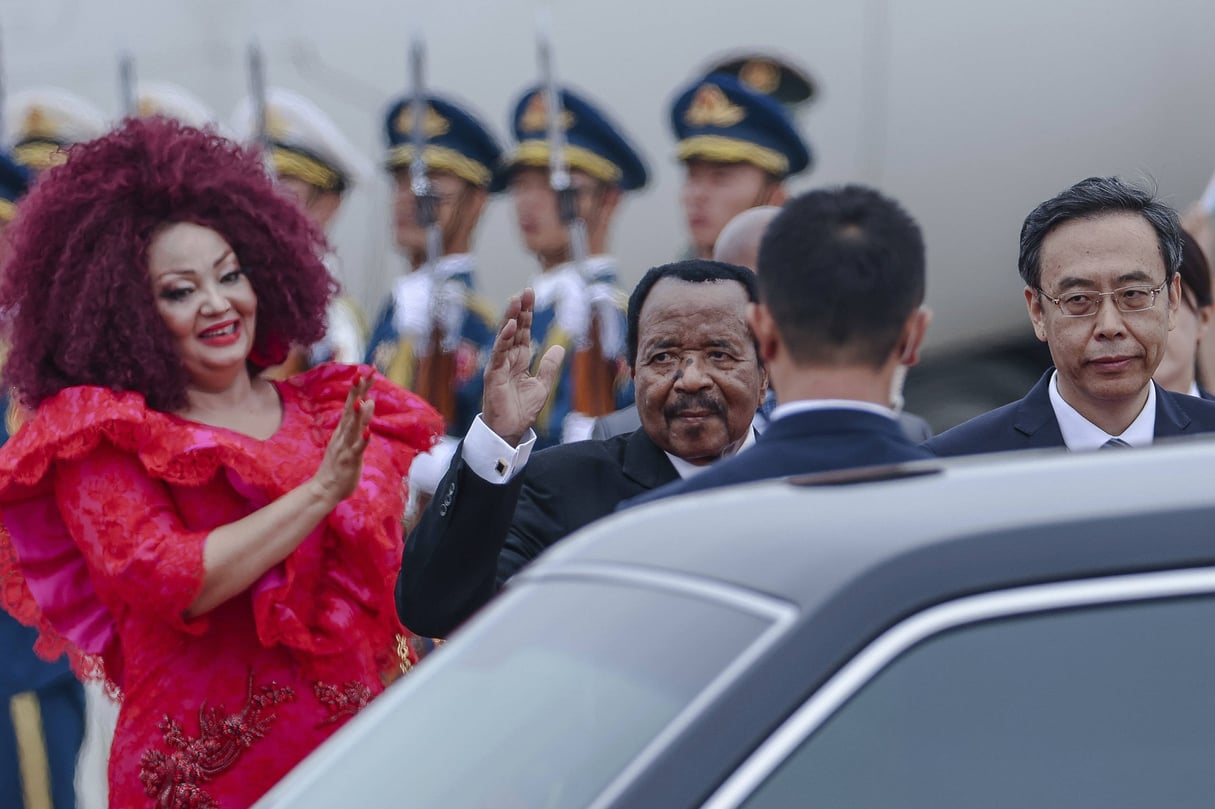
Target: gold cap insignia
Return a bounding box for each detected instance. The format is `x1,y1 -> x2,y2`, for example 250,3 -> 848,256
138,97 -> 159,118
394,105 -> 451,140
519,93 -> 574,134
265,108 -> 288,140
740,60 -> 780,95
684,84 -> 746,128
23,107 -> 53,139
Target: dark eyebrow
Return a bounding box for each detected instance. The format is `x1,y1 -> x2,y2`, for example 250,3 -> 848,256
1052,270 -> 1156,292
1115,270 -> 1156,285
1053,275 -> 1096,292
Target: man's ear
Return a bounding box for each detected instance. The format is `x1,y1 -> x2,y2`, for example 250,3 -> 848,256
747,301 -> 780,363
897,306 -> 932,367
465,187 -> 489,223
1025,286 -> 1048,342
765,182 -> 787,207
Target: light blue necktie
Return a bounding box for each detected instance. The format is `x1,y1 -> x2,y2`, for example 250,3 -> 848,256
1101,437 -> 1132,449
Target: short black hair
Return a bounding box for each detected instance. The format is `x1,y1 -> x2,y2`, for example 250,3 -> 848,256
757,185 -> 925,368
626,259 -> 759,367
1019,176 -> 1182,290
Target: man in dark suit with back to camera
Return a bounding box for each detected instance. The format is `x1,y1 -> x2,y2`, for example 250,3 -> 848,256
397,260 -> 767,638
623,184 -> 936,509
927,176 -> 1215,456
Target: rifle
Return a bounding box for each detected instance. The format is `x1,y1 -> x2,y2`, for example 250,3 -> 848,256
247,40 -> 272,169
536,12 -> 589,274
536,13 -> 613,419
408,35 -> 457,423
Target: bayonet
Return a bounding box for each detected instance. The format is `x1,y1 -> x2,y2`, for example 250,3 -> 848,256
247,40 -> 270,162
118,51 -> 137,119
409,36 -> 441,269
536,12 -> 588,268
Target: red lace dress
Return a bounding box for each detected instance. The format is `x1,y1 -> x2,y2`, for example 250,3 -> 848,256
0,364 -> 442,808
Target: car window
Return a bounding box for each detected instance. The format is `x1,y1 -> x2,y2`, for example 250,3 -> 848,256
274,578 -> 774,809
738,594 -> 1215,809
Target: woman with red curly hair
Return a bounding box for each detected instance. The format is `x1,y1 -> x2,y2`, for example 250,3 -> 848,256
0,117 -> 443,808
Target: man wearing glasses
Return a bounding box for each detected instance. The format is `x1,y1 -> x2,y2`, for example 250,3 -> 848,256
927,176 -> 1215,456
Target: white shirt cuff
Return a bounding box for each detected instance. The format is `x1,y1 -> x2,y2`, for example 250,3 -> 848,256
407,436 -> 461,496
461,414 -> 536,484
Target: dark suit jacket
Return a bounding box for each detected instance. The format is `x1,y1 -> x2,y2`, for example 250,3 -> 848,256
924,370 -> 1215,457
397,428 -> 678,637
622,408 -> 935,509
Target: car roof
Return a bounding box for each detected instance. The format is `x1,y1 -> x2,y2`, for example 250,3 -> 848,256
523,435 -> 1215,619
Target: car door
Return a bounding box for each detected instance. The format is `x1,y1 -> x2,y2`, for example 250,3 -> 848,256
702,567 -> 1215,809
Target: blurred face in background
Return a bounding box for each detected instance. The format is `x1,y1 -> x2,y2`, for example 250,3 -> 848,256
680,159 -> 784,259
1155,282 -> 1213,394
509,167 -> 616,266
392,168 -> 486,263
277,175 -> 342,232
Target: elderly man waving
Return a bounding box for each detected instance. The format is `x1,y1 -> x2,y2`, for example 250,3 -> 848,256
396,260 -> 767,638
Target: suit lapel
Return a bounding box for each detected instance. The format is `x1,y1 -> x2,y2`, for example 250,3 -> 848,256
1154,383 -> 1194,438
621,429 -> 680,490
1013,370 -> 1066,448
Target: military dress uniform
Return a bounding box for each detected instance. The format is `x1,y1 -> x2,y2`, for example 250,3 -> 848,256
504,86 -> 648,447
0,152 -> 85,809
365,94 -> 503,440
231,88 -> 373,368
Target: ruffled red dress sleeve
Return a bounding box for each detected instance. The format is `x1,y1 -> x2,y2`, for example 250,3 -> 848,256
0,364 -> 443,690
251,364 -> 444,674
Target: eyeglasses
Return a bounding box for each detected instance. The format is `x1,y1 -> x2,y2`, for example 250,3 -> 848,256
1036,279 -> 1169,318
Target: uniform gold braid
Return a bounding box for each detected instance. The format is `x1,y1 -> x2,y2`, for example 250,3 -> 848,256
510,141 -> 622,184
13,141 -> 65,172
676,135 -> 788,175
385,145 -> 492,188
465,294 -> 499,328
10,692 -> 53,809
271,149 -> 342,192
380,339 -> 417,391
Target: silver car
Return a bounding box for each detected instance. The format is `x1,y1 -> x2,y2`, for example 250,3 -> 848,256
258,440 -> 1215,809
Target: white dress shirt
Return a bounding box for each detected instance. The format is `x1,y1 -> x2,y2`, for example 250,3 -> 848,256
1048,371 -> 1156,451
769,398 -> 900,423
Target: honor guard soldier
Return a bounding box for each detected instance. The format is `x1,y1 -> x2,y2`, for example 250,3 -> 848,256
670,72 -> 810,259
366,93 -> 502,440
4,87 -> 106,174
504,85 -> 648,446
0,152 -> 85,809
231,88 -> 372,368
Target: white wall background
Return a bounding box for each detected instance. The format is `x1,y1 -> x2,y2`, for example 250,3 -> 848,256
4,0 -> 1214,354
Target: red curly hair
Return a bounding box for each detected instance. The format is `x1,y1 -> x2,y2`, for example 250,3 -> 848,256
0,116 -> 336,411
